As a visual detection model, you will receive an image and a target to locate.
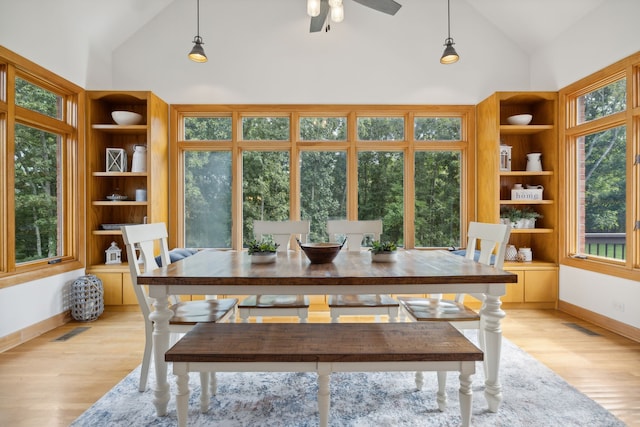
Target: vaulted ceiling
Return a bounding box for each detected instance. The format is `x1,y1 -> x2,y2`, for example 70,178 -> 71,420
80,0 -> 606,56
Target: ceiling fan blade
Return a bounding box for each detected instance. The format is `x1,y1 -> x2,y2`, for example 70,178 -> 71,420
310,0 -> 330,32
352,0 -> 402,15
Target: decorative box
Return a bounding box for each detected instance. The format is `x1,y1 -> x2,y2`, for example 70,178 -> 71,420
511,188 -> 543,200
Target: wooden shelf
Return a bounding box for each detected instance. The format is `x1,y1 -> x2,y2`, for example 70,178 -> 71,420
500,199 -> 553,205
511,228 -> 554,234
92,201 -> 148,206
92,124 -> 147,134
92,172 -> 148,177
499,124 -> 553,134
500,171 -> 553,177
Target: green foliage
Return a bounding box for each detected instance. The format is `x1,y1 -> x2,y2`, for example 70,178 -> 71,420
369,240 -> 397,254
14,78 -> 61,262
246,239 -> 279,254
500,206 -> 542,222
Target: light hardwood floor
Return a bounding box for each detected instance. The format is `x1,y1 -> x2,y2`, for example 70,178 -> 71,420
0,308 -> 638,427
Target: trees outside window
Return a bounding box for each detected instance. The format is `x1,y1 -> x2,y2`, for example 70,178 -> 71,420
173,106 -> 473,250
0,46 -> 81,287
561,53 -> 640,276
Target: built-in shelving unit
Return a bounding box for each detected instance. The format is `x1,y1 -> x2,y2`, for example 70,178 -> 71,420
477,92 -> 559,308
85,91 -> 168,305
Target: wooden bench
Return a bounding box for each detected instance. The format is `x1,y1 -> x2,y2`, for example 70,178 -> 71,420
165,322 -> 483,427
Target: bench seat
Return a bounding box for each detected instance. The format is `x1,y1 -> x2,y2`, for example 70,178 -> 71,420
165,322 -> 483,427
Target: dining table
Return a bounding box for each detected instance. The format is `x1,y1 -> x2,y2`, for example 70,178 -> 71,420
137,248 -> 518,418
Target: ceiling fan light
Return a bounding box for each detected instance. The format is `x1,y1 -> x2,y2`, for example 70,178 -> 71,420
331,4 -> 344,23
188,36 -> 208,63
328,0 -> 343,7
307,0 -> 321,17
440,38 -> 459,64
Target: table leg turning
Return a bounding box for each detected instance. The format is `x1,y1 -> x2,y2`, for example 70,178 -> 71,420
480,293 -> 506,412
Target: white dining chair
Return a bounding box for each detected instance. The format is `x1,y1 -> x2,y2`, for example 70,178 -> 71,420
326,220 -> 400,323
121,223 -> 238,398
237,220 -> 311,323
397,221 -> 511,404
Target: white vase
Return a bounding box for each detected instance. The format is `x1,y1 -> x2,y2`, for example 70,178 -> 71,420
371,251 -> 397,263
131,144 -> 147,172
526,153 -> 542,172
250,252 -> 276,264
505,245 -> 518,261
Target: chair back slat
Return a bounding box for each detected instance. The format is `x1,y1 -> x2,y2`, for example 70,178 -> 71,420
121,223 -> 172,316
253,220 -> 311,252
465,221 -> 511,269
327,220 -> 383,252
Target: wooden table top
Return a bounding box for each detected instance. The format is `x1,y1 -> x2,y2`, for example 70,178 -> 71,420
138,249 -> 517,287
165,322 -> 484,363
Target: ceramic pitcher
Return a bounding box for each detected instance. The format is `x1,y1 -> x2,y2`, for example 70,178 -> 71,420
131,144 -> 147,172
526,153 -> 542,172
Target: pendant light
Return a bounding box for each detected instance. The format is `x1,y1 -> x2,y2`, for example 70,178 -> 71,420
188,0 -> 207,63
307,0 -> 321,17
440,0 -> 459,64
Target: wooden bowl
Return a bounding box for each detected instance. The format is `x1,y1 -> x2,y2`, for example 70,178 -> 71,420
296,239 -> 345,264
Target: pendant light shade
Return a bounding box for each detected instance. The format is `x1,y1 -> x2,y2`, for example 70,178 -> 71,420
188,0 -> 207,63
440,0 -> 459,64
307,0 -> 321,17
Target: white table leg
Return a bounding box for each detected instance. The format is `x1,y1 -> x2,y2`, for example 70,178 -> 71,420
174,365 -> 190,427
317,365 -> 331,427
480,293 -> 506,412
149,292 -> 173,416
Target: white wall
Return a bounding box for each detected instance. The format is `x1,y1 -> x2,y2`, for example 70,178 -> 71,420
0,269 -> 84,338
111,0 -> 530,105
560,266 -> 640,329
530,0 -> 640,88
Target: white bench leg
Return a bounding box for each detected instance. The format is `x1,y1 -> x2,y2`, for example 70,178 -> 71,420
459,365 -> 475,427
317,366 -> 331,427
414,371 -> 424,390
436,371 -> 448,411
175,368 -> 190,427
199,372 -> 210,413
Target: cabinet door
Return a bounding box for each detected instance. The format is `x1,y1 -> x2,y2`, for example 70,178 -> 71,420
524,269 -> 558,302
503,269 -> 524,303
98,273 -> 123,305
122,273 -> 138,305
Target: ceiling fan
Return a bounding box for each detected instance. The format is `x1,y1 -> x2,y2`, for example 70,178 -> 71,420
308,0 -> 402,33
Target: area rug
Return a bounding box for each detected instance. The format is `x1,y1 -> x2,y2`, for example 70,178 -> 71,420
72,332 -> 625,427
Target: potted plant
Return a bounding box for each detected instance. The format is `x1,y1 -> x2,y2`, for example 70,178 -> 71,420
520,206 -> 543,229
247,239 -> 279,264
370,240 -> 398,263
499,206 -> 521,227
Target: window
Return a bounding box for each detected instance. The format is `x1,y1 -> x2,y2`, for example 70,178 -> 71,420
0,46 -> 82,287
172,106 -> 474,250
561,52 -> 640,277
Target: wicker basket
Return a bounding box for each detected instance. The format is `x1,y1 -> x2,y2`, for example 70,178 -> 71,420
70,275 -> 104,322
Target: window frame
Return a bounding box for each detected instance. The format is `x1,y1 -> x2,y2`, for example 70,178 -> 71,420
0,46 -> 83,289
559,52 -> 640,280
170,105 -> 475,250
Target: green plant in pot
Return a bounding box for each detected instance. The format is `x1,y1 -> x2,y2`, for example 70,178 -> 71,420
247,239 -> 279,263
370,240 -> 398,262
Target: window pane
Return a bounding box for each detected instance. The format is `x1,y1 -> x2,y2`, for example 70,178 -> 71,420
300,151 -> 347,241
184,151 -> 232,248
299,117 -> 347,141
577,126 -> 626,260
358,151 -> 404,245
577,79 -> 626,124
243,151 -> 290,244
414,151 -> 461,247
357,117 -> 404,141
184,117 -> 232,141
14,124 -> 62,263
242,117 -> 290,141
15,77 -> 62,119
414,117 -> 461,141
